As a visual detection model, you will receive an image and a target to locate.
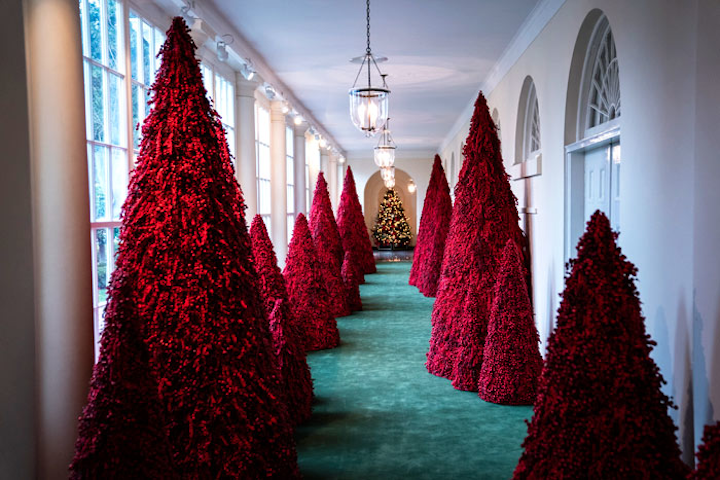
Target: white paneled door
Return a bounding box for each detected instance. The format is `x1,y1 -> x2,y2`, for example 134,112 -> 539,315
583,141 -> 620,231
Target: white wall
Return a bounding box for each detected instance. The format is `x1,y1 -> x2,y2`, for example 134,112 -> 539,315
440,0 -> 719,463
347,154 -> 434,247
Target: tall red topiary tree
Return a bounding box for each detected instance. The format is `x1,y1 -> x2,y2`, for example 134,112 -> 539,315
691,421 -> 720,479
337,166 -> 376,275
342,250 -> 363,311
70,316 -> 177,479
284,213 -> 340,351
71,17 -> 299,478
250,215 -> 314,425
426,92 -> 528,392
310,172 -> 350,317
477,240 -> 542,405
410,154 -> 452,297
513,211 -> 688,479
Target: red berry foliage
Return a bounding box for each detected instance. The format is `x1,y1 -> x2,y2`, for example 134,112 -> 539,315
409,155 -> 452,297
426,91 -> 528,390
692,421 -> 720,479
337,166 -> 376,275
310,172 -> 350,317
342,249 -> 363,311
69,316 -> 177,479
250,215 -> 314,425
283,213 -> 340,351
478,240 -> 542,405
71,17 -> 299,478
513,211 -> 688,479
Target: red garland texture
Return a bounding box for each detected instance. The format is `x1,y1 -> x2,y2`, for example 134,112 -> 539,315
309,172 -> 351,317
409,154 -> 452,297
691,421 -> 720,479
477,239 -> 542,405
513,211 -> 688,479
69,316 -> 177,479
250,215 -> 314,425
283,213 -> 340,351
426,91 -> 529,393
337,166 -> 376,275
71,17 -> 298,478
342,249 -> 363,311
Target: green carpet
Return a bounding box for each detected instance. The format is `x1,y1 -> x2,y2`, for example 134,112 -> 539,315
295,261 -> 532,479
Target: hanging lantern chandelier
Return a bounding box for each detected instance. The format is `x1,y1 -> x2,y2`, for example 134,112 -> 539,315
380,166 -> 395,182
349,0 -> 390,137
384,176 -> 395,189
374,118 -> 396,167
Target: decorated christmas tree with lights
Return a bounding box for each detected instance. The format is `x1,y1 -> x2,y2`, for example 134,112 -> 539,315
71,17 -> 299,478
372,188 -> 412,249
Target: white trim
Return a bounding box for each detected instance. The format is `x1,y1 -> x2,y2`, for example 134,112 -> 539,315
511,153 -> 542,180
439,0 -> 566,154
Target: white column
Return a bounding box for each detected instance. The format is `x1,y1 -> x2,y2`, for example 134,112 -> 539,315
235,74 -> 260,221
270,100 -> 288,265
293,122 -> 308,215
320,150 -> 330,176
328,153 -> 339,211
307,140 -> 320,208
25,0 -> 94,477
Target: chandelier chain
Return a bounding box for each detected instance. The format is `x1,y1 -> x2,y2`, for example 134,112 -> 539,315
366,0 -> 371,54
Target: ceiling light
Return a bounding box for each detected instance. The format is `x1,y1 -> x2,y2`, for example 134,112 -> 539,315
216,34 -> 233,63
348,0 -> 390,137
240,61 -> 255,81
319,138 -> 328,149
384,176 -> 395,189
380,166 -> 395,182
282,104 -> 290,114
294,114 -> 303,125
265,85 -> 276,100
374,118 -> 396,167
339,156 -> 346,164
408,181 -> 417,193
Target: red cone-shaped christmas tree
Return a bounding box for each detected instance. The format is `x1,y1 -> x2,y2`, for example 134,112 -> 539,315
342,249 -> 363,311
477,240 -> 542,405
337,166 -> 376,275
410,155 -> 452,297
310,172 -> 350,317
284,213 -> 340,351
372,188 -> 412,248
250,215 -> 313,425
513,211 -> 688,479
72,17 -> 299,478
69,315 -> 177,479
427,92 -> 528,391
692,421 -> 720,479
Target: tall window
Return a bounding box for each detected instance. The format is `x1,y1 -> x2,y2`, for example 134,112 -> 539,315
255,104 -> 271,233
129,11 -> 163,156
585,17 -> 620,133
81,0 -> 167,352
81,0 -> 127,341
286,126 -> 295,242
201,64 -> 236,161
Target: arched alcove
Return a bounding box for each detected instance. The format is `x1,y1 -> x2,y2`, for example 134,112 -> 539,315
564,9 -> 622,259
364,168 -> 418,247
515,76 -> 541,165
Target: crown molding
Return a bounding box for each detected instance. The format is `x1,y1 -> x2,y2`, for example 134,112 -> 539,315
438,0 -> 566,154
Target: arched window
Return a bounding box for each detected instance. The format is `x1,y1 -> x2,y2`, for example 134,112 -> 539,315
581,15 -> 620,136
515,76 -> 541,164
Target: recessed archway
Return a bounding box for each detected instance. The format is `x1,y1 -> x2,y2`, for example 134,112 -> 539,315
363,168 -> 418,247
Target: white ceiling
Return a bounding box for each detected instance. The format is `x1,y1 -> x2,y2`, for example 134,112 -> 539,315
210,0 -> 540,157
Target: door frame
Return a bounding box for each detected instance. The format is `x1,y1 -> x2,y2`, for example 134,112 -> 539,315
564,123 -> 620,261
